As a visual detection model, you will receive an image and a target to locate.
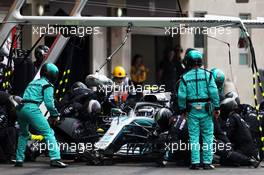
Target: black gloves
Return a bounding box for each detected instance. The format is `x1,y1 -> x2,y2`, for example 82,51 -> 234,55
48,115 -> 61,126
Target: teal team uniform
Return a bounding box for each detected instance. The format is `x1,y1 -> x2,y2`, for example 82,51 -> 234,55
16,77 -> 60,162
178,68 -> 220,164
211,68 -> 225,100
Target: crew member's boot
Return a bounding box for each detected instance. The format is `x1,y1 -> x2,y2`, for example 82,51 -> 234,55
249,157 -> 260,168
203,164 -> 215,170
189,164 -> 200,170
50,160 -> 68,168
14,161 -> 23,167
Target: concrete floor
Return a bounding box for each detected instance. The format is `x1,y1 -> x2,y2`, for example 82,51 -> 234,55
0,160 -> 264,175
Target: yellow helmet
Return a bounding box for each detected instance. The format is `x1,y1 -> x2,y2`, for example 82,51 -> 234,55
113,66 -> 126,78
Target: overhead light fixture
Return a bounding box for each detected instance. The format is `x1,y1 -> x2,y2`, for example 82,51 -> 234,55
117,8 -> 123,17
38,4 -> 44,16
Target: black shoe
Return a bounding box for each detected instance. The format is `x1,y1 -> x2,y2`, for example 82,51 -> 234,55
203,164 -> 215,170
249,158 -> 260,168
189,164 -> 200,170
85,150 -> 103,166
14,161 -> 23,167
156,160 -> 168,167
5,159 -> 16,164
50,160 -> 68,168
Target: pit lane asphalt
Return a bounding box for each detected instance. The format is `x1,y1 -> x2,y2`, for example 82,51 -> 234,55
1,160 -> 264,175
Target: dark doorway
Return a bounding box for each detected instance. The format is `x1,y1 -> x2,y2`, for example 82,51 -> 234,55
131,34 -> 180,85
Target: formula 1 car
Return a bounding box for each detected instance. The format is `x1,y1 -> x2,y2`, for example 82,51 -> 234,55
85,97 -> 172,165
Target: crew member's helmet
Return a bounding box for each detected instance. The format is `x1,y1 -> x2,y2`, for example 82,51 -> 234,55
113,66 -> 126,78
184,50 -> 203,68
87,99 -> 101,116
71,81 -> 88,92
220,91 -> 240,113
211,68 -> 225,89
183,48 -> 195,69
154,108 -> 173,131
40,63 -> 59,84
35,45 -> 49,62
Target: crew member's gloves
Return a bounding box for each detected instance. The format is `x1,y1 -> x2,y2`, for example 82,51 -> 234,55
48,115 -> 61,126
169,116 -> 177,126
31,134 -> 44,141
182,112 -> 187,120
213,110 -> 220,119
152,130 -> 159,137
